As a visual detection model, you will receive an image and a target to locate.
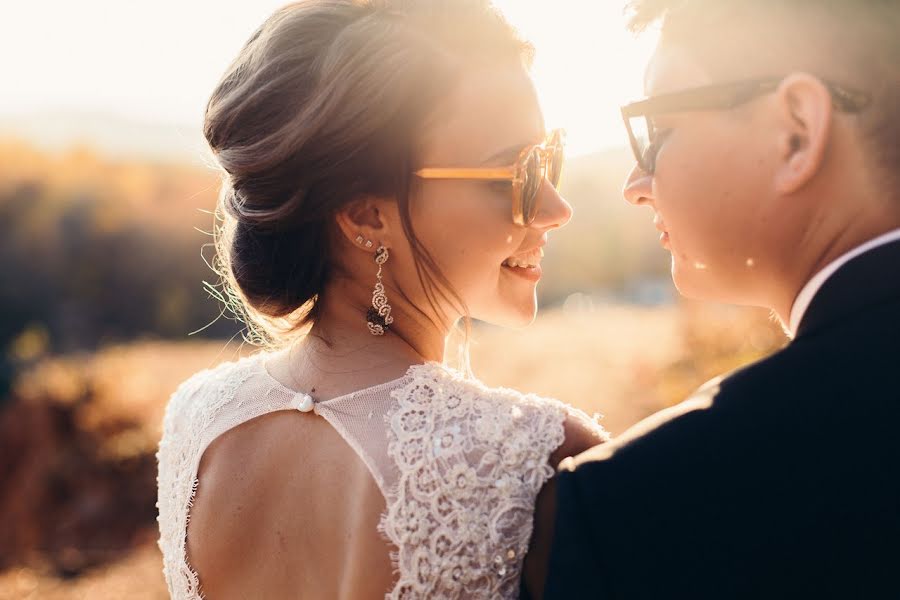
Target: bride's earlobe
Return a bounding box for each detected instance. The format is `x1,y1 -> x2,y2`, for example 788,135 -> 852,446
335,197 -> 391,248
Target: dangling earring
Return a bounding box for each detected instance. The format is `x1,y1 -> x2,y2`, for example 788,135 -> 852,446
367,245 -> 394,336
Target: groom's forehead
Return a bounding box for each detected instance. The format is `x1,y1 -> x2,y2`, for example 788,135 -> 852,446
643,25 -> 788,96
643,44 -> 713,97
641,5 -> 882,88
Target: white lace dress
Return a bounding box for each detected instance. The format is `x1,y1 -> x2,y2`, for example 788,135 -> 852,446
156,349 -> 607,599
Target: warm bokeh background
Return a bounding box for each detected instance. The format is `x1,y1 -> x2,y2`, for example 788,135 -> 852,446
0,2 -> 787,598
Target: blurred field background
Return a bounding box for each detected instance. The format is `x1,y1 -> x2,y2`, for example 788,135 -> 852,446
0,136 -> 787,600
0,2 -> 788,598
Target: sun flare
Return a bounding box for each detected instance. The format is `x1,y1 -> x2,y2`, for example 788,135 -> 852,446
0,0 -> 658,158
493,1 -> 659,156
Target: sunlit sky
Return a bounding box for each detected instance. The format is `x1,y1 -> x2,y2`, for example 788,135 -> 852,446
1,1 -> 657,156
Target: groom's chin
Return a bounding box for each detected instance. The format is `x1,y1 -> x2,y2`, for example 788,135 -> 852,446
670,261 -> 699,298
671,268 -> 760,310
670,262 -> 720,303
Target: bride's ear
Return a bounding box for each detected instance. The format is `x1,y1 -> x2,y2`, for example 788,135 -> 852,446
335,196 -> 397,250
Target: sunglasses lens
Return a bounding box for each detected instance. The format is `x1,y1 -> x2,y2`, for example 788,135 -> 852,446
521,149 -> 542,224
548,144 -> 564,188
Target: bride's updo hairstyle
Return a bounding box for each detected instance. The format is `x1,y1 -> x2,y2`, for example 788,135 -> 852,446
205,0 -> 533,345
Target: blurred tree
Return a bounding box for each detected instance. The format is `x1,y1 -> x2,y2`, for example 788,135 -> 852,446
0,140 -> 672,362
0,142 -> 241,366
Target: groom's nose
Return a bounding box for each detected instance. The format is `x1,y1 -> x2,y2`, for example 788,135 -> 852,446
623,163 -> 653,206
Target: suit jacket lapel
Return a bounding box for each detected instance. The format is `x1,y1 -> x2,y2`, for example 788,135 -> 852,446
796,239 -> 900,339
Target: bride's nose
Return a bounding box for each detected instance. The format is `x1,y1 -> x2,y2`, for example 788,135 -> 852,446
530,179 -> 573,230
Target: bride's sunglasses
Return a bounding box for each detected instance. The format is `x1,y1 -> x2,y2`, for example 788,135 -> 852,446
413,129 -> 566,226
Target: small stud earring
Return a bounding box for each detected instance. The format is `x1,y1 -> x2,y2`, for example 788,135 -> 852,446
356,235 -> 364,245
365,240 -> 373,248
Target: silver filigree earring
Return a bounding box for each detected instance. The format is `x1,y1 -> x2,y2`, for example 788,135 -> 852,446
367,245 -> 394,336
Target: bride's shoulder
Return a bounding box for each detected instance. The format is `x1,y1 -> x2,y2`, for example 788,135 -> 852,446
161,351 -> 265,428
395,361 -> 558,412
394,362 -> 609,461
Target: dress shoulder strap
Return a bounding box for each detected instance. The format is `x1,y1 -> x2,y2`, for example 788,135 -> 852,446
379,363 -> 573,599
156,351 -> 289,599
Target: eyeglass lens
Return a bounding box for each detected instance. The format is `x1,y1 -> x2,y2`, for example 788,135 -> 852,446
627,115 -> 655,172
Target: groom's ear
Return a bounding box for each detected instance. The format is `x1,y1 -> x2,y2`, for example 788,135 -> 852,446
771,73 -> 834,195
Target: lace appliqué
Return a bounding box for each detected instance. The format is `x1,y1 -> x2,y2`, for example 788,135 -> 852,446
155,355 -> 261,600
380,363 -> 568,599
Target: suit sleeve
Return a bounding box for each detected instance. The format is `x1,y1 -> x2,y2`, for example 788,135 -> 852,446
542,466 -> 612,599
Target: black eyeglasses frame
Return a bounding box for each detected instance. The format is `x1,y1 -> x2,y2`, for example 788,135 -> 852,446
620,76 -> 871,174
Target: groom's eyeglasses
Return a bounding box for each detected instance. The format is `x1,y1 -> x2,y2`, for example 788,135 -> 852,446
621,77 -> 871,174
414,129 -> 565,227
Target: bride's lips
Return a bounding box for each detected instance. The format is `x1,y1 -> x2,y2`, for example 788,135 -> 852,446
502,262 -> 542,282
501,242 -> 545,282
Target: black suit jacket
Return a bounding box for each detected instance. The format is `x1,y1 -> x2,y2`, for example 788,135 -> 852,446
542,239 -> 900,599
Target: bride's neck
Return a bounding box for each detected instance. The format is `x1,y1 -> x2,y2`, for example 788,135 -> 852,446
304,281 -> 450,369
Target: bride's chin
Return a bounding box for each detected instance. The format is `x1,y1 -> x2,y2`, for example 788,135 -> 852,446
473,287 -> 539,328
496,302 -> 539,329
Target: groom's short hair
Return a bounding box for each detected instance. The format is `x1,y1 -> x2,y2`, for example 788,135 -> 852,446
627,0 -> 900,198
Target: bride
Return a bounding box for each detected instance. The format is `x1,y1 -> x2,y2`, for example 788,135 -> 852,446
156,1 -> 607,598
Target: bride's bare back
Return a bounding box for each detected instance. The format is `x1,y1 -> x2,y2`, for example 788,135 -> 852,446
156,349 -> 606,599
187,410 -> 394,599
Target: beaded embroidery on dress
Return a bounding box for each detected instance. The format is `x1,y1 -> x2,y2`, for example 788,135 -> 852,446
156,350 -> 607,599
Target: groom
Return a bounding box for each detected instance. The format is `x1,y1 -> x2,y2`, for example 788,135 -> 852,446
522,1 -> 900,598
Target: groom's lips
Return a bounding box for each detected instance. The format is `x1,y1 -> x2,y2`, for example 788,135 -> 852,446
654,215 -> 671,250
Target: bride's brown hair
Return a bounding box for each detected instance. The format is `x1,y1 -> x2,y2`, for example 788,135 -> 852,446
204,0 -> 533,346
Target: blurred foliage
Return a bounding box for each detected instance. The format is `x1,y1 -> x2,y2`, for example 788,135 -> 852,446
0,342 -> 226,582
0,304 -> 785,598
0,139 -> 668,372
0,140 -> 240,374
0,138 -> 785,598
